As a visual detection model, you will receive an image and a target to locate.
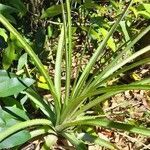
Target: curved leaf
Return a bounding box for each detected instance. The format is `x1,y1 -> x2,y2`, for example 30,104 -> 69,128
63,133 -> 87,150
79,133 -> 118,150
0,130 -> 30,149
0,108 -> 30,149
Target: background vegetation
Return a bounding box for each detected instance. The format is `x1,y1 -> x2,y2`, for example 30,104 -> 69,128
0,0 -> 150,149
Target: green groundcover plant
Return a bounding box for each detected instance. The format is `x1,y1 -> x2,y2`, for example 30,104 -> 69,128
0,0 -> 150,149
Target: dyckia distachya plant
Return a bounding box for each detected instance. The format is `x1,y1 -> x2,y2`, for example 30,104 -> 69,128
0,0 -> 150,149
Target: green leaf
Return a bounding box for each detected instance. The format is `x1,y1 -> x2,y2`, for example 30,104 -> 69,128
41,4 -> 66,19
70,81 -> 150,119
79,133 -> 117,150
25,89 -> 56,123
0,70 -> 15,83
78,84 -> 150,101
10,32 -> 23,48
70,0 -> 133,99
130,6 -> 138,18
1,97 -> 22,109
88,26 -> 150,89
30,127 -> 55,139
0,4 -> 17,14
2,42 -> 16,70
64,0 -> 72,104
0,3 -> 18,23
0,119 -> 53,142
7,0 -> 27,17
138,11 -> 150,19
61,118 -> 150,136
0,77 -> 34,97
54,26 -> 64,99
4,106 -> 29,121
120,21 -> 130,42
99,58 -> 150,86
0,130 -> 30,149
17,53 -> 27,71
81,26 -> 100,40
110,0 -> 119,10
100,28 -> 116,52
82,0 -> 100,10
142,3 -> 150,13
37,82 -> 49,90
0,14 -> 59,114
0,70 -> 15,82
47,26 -> 53,38
63,133 -> 87,150
84,118 -> 150,136
0,28 -> 8,41
98,45 -> 150,82
0,108 -> 30,149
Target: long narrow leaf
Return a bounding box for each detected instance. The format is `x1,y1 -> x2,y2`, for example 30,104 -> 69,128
58,118 -> 150,136
97,57 -> 150,87
79,133 -> 118,150
0,14 -> 59,116
30,127 -> 55,138
71,0 -> 133,98
89,26 -> 150,90
65,0 -> 72,100
61,79 -> 150,122
54,26 -> 64,101
63,133 -> 87,150
95,45 -> 150,87
0,119 -> 53,142
24,89 -> 56,124
70,78 -> 150,119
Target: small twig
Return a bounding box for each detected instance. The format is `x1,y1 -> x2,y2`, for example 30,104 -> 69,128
47,20 -> 63,25
118,132 -> 150,149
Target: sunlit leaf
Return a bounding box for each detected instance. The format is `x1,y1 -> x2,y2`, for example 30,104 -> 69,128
17,53 -> 27,71
0,108 -> 30,149
79,133 -> 117,150
63,133 -> 87,150
138,11 -> 150,19
2,42 -> 16,70
100,28 -> 116,52
142,3 -> 150,13
0,77 -> 34,97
